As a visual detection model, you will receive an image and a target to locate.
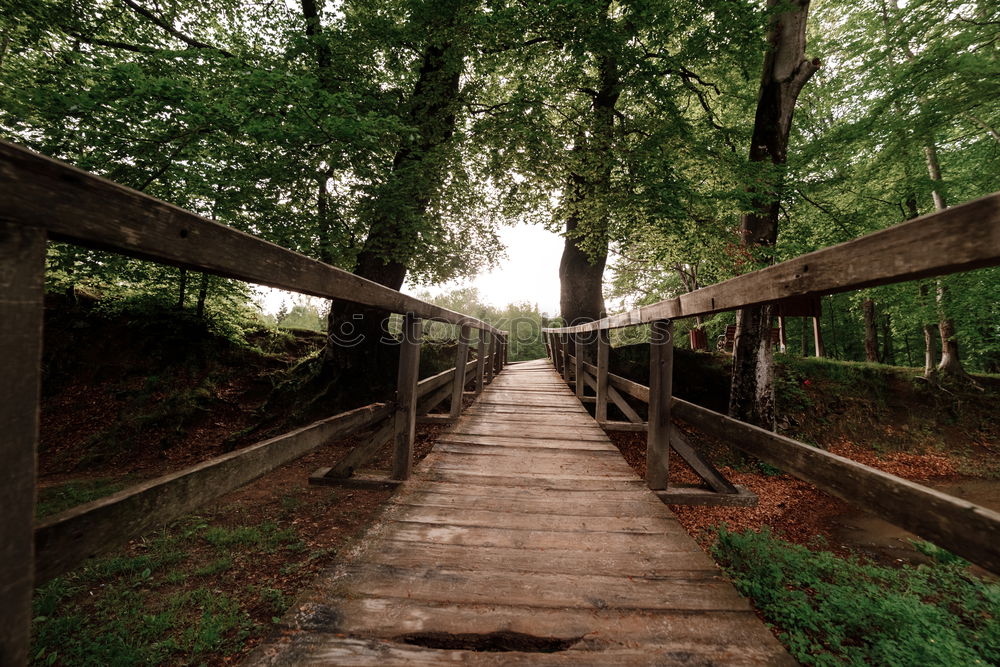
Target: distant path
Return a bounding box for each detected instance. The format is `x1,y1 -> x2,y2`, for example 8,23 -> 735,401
247,359 -> 792,665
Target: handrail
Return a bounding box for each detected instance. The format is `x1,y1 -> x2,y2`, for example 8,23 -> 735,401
544,191 -> 1000,334
0,139 -> 509,664
0,140 -> 501,334
557,362 -> 1000,573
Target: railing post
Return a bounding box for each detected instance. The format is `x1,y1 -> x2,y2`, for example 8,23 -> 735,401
647,319 -> 673,490
486,332 -> 496,384
596,329 -> 610,423
449,324 -> 471,419
492,333 -> 502,376
574,333 -> 584,398
560,333 -> 570,383
392,313 -> 421,480
475,331 -> 486,393
0,223 -> 46,666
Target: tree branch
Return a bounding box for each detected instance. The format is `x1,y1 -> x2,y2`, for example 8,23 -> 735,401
118,0 -> 234,57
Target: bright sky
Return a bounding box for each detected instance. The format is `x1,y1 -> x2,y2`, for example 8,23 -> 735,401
409,222 -> 564,316
255,222 -> 565,316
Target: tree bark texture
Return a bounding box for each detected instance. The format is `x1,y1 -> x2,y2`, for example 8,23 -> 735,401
863,298 -> 879,362
729,0 -> 818,430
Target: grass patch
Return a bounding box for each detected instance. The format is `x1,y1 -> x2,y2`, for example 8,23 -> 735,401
36,479 -> 129,519
712,526 -> 1000,665
31,516 -> 312,666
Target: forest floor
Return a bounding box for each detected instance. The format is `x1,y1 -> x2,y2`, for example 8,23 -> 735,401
31,302 -> 1000,665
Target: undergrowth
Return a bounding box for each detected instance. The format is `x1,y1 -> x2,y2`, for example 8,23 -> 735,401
712,526 -> 1000,665
31,517 -> 306,666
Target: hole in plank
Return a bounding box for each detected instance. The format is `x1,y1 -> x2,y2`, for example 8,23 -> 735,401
397,631 -> 582,653
179,228 -> 189,238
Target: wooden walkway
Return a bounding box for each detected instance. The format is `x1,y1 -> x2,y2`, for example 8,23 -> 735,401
248,360 -> 792,665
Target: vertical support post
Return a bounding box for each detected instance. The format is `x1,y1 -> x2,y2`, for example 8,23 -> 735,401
486,333 -> 496,384
449,324 -> 471,419
778,316 -> 787,354
647,319 -> 673,490
595,329 -> 610,423
574,334 -> 584,398
544,333 -> 551,362
493,333 -> 502,375
552,334 -> 561,372
475,331 -> 486,393
392,313 -> 421,481
560,333 -> 570,383
0,223 -> 46,666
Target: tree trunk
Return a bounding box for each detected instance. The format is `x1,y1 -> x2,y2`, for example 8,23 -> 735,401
322,1 -> 469,399
729,0 -> 818,430
813,317 -> 825,357
881,313 -> 894,365
196,273 -> 209,318
923,143 -> 969,379
923,324 -> 937,378
863,298 -> 879,362
559,19 -> 619,352
177,268 -> 187,310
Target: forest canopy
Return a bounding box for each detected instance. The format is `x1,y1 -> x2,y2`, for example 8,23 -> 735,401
1,0 -> 997,376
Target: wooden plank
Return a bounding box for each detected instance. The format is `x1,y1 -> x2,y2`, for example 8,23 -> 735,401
392,314 -> 421,480
602,421 -> 649,432
582,370 -> 643,423
545,191 -> 1000,333
449,325 -> 471,419
560,333 -> 570,384
646,320 -> 672,490
0,141 -> 500,335
672,397 -> 1000,573
34,402 -> 390,583
574,341 -> 585,398
596,330 -> 610,423
655,486 -> 757,507
0,223 -> 45,666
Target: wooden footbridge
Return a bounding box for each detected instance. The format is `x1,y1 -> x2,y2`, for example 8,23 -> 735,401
2,140 -> 1000,665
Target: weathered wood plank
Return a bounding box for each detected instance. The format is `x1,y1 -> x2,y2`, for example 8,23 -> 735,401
596,330 -> 610,423
0,141 -> 501,334
647,320 -> 672,490
670,426 -> 738,495
672,397 -> 1000,573
546,191 -> 1000,333
449,325 -> 471,419
392,314 -> 421,480
0,223 -> 46,666
34,402 -> 391,583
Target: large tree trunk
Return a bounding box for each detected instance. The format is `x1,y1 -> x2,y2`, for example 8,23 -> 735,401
863,298 -> 879,362
321,2 -> 468,400
923,142 -> 969,379
559,21 -> 618,358
729,0 -> 818,430
923,324 -> 937,377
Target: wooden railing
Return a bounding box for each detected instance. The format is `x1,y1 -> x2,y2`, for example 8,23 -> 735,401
544,191 -> 1000,573
0,140 -> 508,665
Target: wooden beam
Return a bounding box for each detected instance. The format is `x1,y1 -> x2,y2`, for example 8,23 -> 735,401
0,223 -> 45,665
449,325 -> 471,419
671,397 -> 1000,574
647,320 -> 672,490
601,421 -> 648,432
543,191 -> 1000,333
581,370 -> 642,424
560,334 -> 570,384
655,486 -> 757,507
391,314 -> 421,480
595,331 -> 610,423
670,427 -> 737,494
35,402 -> 391,584
486,333 -> 496,384
0,141 -> 500,335
574,336 -> 584,399
314,420 -> 395,480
